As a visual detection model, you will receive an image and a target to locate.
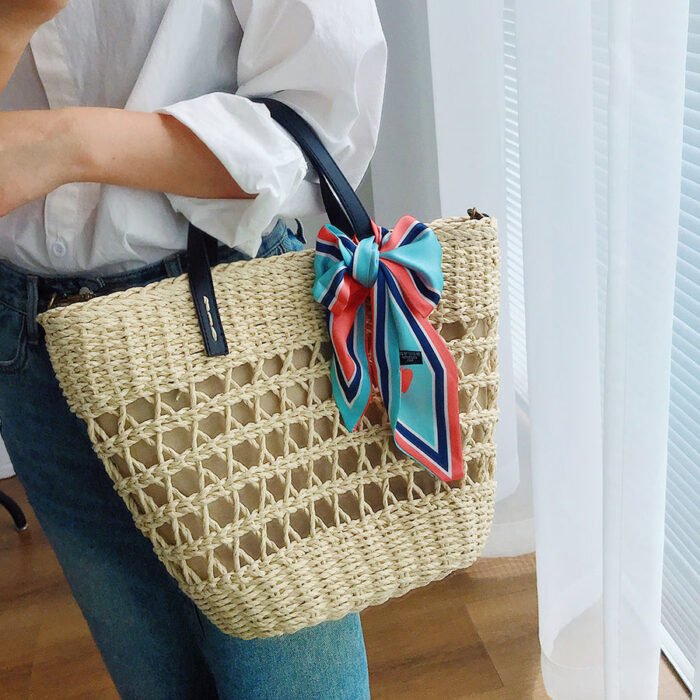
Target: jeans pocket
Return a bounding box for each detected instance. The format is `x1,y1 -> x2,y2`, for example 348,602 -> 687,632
265,229 -> 306,258
0,302 -> 27,375
0,302 -> 27,374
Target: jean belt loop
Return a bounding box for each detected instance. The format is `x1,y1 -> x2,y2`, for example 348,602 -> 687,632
294,217 -> 307,244
163,253 -> 184,278
25,274 -> 40,345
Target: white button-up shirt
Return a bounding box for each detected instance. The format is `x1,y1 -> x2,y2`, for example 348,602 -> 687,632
0,0 -> 387,275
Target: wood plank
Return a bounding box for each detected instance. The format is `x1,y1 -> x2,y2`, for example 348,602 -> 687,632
362,580 -> 503,699
0,477 -> 118,699
1,477 -> 692,699
466,585 -> 547,699
660,655 -> 691,699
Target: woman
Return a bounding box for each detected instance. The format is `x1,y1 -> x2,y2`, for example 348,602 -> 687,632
0,1 -> 387,698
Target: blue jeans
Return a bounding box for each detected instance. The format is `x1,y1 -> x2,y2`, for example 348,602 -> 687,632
0,219 -> 370,700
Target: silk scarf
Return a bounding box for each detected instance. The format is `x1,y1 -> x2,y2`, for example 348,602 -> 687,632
313,215 -> 464,482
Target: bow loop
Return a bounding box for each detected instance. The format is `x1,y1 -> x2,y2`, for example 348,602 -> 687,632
313,215 -> 465,482
353,237 -> 380,288
378,221 -> 444,318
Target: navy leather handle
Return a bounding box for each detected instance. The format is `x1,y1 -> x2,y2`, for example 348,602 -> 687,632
251,97 -> 374,241
187,97 -> 374,356
187,222 -> 229,357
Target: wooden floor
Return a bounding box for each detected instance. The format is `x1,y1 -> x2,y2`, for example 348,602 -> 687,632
0,476 -> 690,699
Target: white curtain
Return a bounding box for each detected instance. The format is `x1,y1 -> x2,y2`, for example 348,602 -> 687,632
515,1 -> 687,697
373,1 -> 689,697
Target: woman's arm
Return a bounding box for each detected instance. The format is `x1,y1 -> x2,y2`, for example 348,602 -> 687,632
0,0 -> 68,91
0,2 -> 253,218
70,107 -> 256,200
0,0 -> 385,232
0,107 -> 255,217
0,32 -> 29,92
0,2 -> 251,216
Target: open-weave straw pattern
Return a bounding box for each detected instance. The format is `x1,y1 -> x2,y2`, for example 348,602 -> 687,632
38,215 -> 500,639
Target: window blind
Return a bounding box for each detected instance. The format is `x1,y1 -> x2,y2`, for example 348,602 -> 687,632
503,1 -> 528,403
503,0 -> 698,688
660,5 -> 700,689
586,1 -> 698,687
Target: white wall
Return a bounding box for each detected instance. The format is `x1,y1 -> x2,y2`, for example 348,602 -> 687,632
425,0 -> 505,216
371,0 -> 441,224
371,0 -> 505,221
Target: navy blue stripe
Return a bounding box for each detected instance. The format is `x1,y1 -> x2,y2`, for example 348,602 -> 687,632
339,236 -> 357,254
320,267 -> 346,308
395,222 -> 441,307
331,307 -> 364,401
399,220 -> 426,247
410,270 -> 441,307
373,271 -> 391,414
383,271 -> 448,467
395,423 -> 448,475
316,241 -> 343,260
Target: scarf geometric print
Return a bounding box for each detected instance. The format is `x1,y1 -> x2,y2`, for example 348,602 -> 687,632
313,215 -> 464,482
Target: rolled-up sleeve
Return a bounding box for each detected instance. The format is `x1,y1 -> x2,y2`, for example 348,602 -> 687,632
156,0 -> 387,256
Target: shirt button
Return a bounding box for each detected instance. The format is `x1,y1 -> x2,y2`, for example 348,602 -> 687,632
52,239 -> 67,257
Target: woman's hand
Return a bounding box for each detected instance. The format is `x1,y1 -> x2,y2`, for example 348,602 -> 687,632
0,109 -> 78,217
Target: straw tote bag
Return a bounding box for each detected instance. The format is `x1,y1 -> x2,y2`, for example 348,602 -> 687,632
38,98 -> 500,639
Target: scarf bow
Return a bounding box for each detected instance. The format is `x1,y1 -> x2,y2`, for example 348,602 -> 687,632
313,215 -> 464,482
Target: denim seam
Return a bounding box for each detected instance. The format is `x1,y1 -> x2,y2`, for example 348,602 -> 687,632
25,275 -> 39,344
0,298 -> 27,316
0,318 -> 27,375
266,241 -> 289,257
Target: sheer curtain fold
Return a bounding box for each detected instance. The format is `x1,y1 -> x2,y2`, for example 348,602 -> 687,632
514,5 -> 607,695
423,0 -> 533,555
515,1 -> 688,697
360,0 -> 690,695
374,0 -> 688,697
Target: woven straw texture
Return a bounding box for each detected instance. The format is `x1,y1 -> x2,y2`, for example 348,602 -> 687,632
38,215 -> 500,639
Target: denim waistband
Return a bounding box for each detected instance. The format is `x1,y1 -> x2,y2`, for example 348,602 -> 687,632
0,217 -> 295,343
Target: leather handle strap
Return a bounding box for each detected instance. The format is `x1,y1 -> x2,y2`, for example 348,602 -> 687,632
251,97 -> 374,241
187,96 -> 373,356
187,222 -> 229,357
